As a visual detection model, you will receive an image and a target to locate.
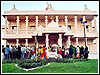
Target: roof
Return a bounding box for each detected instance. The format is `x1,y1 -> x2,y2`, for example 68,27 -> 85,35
2,4 -> 98,16
3,9 -> 98,16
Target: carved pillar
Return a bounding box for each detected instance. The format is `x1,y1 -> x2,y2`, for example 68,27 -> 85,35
16,16 -> 19,34
16,39 -> 19,47
83,16 -> 87,47
74,16 -> 77,33
65,16 -> 68,30
45,16 -> 48,27
76,37 -> 78,46
96,38 -> 98,53
56,16 -> 59,24
46,34 -> 49,49
83,16 -> 87,33
94,16 -> 97,28
68,36 -> 71,47
5,16 -> 7,34
86,38 -> 87,46
25,16 -> 29,34
4,39 -> 7,47
8,21 -> 10,32
25,39 -> 28,46
58,34 -> 62,48
35,16 -> 38,31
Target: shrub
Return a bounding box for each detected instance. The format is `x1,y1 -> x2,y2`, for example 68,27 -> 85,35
17,59 -> 48,69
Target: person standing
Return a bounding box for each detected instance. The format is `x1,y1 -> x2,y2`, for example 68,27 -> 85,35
24,45 -> 26,59
5,45 -> 10,59
2,45 -> 5,55
21,45 -> 26,59
80,46 -> 84,58
26,46 -> 31,59
74,47 -> 77,58
62,46 -> 65,59
11,46 -> 15,59
17,45 -> 21,59
9,45 -> 13,59
38,46 -> 42,57
84,46 -> 89,59
69,45 -> 73,58
2,45 -> 5,60
31,46 -> 35,59
15,46 -> 18,59
58,47 -> 62,58
40,46 -> 44,59
65,48 -> 69,58
13,46 -> 16,59
72,46 -> 75,58
76,46 -> 80,59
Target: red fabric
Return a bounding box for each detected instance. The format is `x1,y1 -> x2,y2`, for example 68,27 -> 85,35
58,49 -> 62,54
40,47 -> 47,59
31,50 -> 35,55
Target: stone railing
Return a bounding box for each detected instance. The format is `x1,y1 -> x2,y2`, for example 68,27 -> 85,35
72,28 -> 97,34
2,27 -> 97,36
71,28 -> 98,37
3,29 -> 36,34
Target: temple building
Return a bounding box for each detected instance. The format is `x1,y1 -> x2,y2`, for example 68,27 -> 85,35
2,3 -> 98,58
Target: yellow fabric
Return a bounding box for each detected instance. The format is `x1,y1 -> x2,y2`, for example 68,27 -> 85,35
38,48 -> 42,53
48,49 -> 50,52
40,48 -> 43,54
38,48 -> 43,54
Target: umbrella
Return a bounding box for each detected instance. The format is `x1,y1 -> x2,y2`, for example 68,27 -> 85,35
52,44 -> 58,47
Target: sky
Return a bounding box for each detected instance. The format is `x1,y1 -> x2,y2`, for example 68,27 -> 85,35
1,1 -> 99,32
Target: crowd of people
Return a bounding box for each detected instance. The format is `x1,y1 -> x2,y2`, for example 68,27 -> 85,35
2,44 -> 89,60
63,45 -> 89,59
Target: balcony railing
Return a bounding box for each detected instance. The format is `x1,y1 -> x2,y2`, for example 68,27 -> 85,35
4,29 -> 36,34
72,28 -> 97,33
2,28 -> 97,36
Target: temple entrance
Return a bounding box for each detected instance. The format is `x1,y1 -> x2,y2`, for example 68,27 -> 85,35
49,33 -> 59,46
38,36 -> 45,47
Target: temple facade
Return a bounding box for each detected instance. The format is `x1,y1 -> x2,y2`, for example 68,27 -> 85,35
2,3 -> 98,58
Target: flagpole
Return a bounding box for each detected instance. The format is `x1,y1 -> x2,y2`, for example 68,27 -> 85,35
35,33 -> 38,62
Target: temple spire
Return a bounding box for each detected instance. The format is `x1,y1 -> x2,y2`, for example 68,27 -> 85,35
45,2 -> 54,10
10,4 -> 18,11
50,3 -> 52,8
46,2 -> 49,7
83,4 -> 90,11
84,4 -> 88,9
13,4 -> 16,9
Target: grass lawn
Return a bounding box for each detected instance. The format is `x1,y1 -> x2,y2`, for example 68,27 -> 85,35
2,59 -> 98,73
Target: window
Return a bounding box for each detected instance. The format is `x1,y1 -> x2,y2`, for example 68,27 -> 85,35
67,25 -> 71,29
